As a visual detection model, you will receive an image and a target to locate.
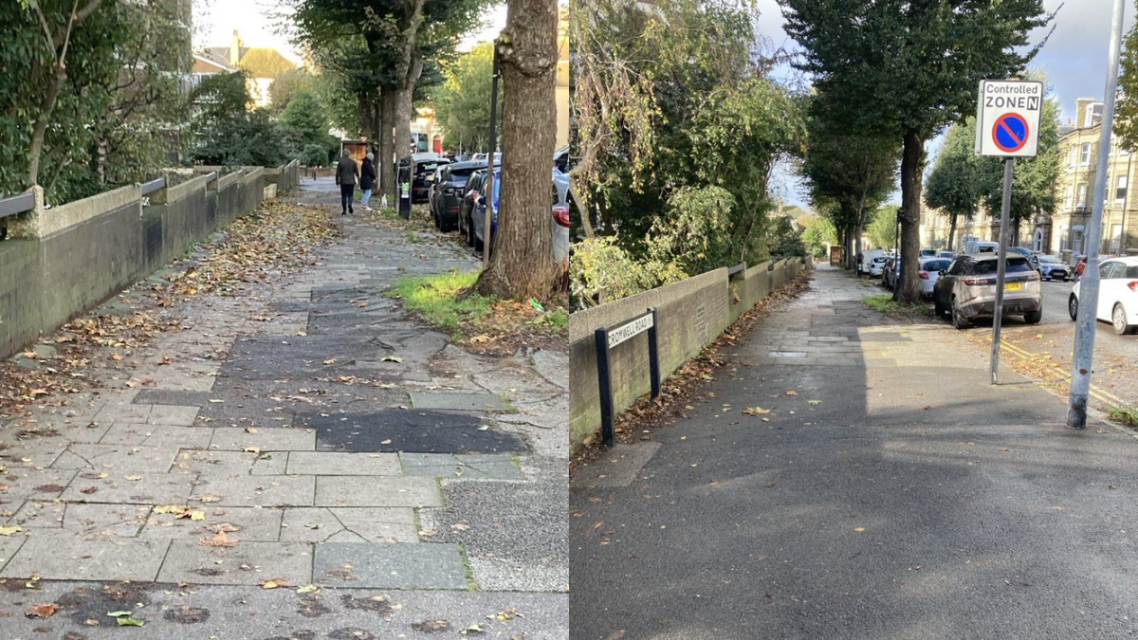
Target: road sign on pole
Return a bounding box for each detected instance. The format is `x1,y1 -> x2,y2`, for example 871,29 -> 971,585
975,79 -> 1042,384
975,80 -> 1044,158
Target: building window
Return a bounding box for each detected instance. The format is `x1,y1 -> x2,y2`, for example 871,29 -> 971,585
1085,103 -> 1104,127
1118,175 -> 1129,202
1066,186 -> 1074,209
1077,183 -> 1088,207
1081,143 -> 1092,165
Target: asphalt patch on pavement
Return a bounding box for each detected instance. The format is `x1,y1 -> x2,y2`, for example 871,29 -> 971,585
301,409 -> 528,453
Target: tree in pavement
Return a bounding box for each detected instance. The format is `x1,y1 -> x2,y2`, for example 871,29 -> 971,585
925,120 -> 983,253
475,0 -> 560,300
779,0 -> 1054,303
800,94 -> 898,273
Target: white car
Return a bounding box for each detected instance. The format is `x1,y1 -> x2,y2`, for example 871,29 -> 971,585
869,256 -> 888,277
918,257 -> 952,298
1069,257 -> 1138,335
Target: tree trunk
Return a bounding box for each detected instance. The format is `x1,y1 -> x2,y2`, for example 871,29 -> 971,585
854,224 -> 863,276
28,69 -> 66,188
476,0 -> 560,300
948,211 -> 958,253
393,55 -> 424,198
358,93 -> 373,140
379,89 -> 397,203
895,128 -> 924,303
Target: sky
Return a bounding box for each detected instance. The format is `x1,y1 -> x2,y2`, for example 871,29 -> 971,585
756,0 -> 1137,207
191,0 -> 508,62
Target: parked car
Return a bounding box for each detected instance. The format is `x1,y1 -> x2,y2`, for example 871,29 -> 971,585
933,254 -> 1042,329
920,249 -> 936,258
1036,255 -> 1070,281
1068,257 -> 1138,335
869,256 -> 888,277
430,160 -> 483,232
919,258 -> 951,298
937,250 -> 956,260
859,249 -> 885,275
964,240 -> 1000,256
459,170 -> 489,249
409,157 -> 450,203
462,168 -> 574,262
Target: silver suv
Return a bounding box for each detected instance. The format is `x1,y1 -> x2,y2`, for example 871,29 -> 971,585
932,255 -> 1042,329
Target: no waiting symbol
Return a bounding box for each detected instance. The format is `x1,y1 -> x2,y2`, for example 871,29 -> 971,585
992,113 -> 1030,153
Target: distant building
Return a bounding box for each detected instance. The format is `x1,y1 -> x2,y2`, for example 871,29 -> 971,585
1047,97 -> 1137,260
194,30 -> 297,109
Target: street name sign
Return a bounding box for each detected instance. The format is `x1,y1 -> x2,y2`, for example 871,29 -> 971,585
975,80 -> 1044,158
607,312 -> 654,348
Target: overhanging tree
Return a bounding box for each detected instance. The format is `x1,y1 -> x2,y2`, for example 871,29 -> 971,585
779,0 -> 1054,302
925,120 -> 982,252
801,94 -> 898,273
431,42 -> 502,153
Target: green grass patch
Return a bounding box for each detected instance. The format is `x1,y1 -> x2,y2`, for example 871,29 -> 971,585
404,232 -> 422,244
388,270 -> 493,329
1109,405 -> 1138,430
863,294 -> 933,318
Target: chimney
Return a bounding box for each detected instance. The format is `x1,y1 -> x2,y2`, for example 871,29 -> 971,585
230,30 -> 241,67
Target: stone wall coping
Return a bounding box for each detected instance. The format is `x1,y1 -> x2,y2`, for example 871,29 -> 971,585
166,173 -> 214,204
37,184 -> 139,238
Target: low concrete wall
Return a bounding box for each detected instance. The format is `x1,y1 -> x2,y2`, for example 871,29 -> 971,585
0,168 -> 267,359
569,257 -> 809,451
265,160 -> 300,195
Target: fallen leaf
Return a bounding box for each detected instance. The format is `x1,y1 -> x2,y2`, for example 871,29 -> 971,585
117,617 -> 145,627
414,620 -> 451,632
470,335 -> 491,344
25,603 -> 58,618
854,527 -> 866,533
199,531 -> 239,547
807,400 -> 822,406
107,611 -> 133,617
124,475 -> 142,481
0,526 -> 22,536
260,578 -> 290,589
245,427 -> 259,434
450,523 -> 470,532
196,495 -> 221,503
786,390 -> 798,396
296,584 -> 320,594
243,446 -> 261,454
743,407 -> 771,415
208,523 -> 239,533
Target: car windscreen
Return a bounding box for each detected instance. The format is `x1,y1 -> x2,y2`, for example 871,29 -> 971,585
873,257 -> 887,263
447,170 -> 473,185
972,257 -> 1031,275
922,260 -> 950,271
1039,256 -> 1062,264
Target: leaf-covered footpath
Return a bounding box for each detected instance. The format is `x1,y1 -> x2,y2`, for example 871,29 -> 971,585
0,200 -> 339,419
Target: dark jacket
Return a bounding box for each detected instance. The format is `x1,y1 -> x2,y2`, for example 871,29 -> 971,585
360,158 -> 376,190
336,156 -> 359,186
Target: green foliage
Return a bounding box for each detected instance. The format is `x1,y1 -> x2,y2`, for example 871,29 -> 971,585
801,217 -> 837,258
572,0 -> 804,290
271,69 -> 316,112
387,270 -> 493,329
431,42 -> 502,153
1117,9 -> 1138,152
925,120 -> 983,231
189,71 -> 290,168
864,293 -> 933,318
300,144 -> 330,167
281,91 -> 332,151
867,205 -> 899,250
569,237 -> 687,309
976,97 -> 1061,224
766,216 -> 806,258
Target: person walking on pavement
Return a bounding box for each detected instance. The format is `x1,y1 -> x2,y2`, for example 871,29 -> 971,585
335,149 -> 360,215
360,152 -> 377,212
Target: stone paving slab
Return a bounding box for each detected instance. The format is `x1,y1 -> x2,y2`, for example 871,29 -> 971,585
100,422 -> 214,449
210,427 -> 315,451
60,472 -> 195,504
52,443 -> 178,474
0,468 -> 77,501
172,449 -> 288,476
286,451 -> 401,476
315,476 -> 441,507
0,532 -> 170,580
0,535 -> 25,572
192,476 -> 315,507
157,540 -> 313,585
409,391 -> 513,413
61,502 -> 152,536
304,410 -> 527,454
140,506 -> 284,541
280,507 -> 418,544
313,542 -> 467,589
400,453 -> 523,480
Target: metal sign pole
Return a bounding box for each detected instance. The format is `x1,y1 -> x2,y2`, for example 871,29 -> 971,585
483,47 -> 501,268
1069,0 -> 1127,429
990,158 -> 1014,384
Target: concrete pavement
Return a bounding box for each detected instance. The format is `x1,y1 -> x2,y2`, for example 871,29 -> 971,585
571,264 -> 1138,640
0,177 -> 567,639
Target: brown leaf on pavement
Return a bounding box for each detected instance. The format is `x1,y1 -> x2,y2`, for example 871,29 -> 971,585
199,531 -> 239,547
25,603 -> 59,618
413,620 -> 451,632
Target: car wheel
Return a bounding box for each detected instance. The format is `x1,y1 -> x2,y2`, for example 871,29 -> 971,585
1112,303 -> 1133,335
951,297 -> 970,330
1024,308 -> 1043,324
1068,294 -> 1079,321
934,296 -> 946,317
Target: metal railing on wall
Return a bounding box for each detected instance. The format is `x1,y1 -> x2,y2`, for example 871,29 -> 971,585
0,192 -> 36,240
